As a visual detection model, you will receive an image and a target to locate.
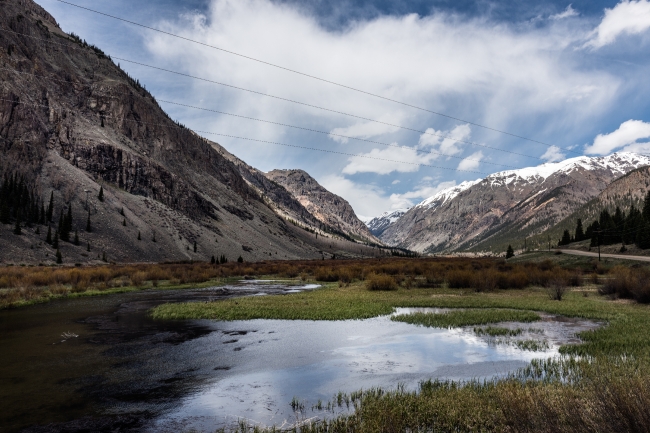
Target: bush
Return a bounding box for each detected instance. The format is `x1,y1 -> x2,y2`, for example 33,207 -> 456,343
366,274 -> 398,291
446,269 -> 474,289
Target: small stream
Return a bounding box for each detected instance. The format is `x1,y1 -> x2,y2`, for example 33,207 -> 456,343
0,282 -> 600,432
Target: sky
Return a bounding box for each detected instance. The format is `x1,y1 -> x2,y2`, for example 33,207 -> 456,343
34,0 -> 650,219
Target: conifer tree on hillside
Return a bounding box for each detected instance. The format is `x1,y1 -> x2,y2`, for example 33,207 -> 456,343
46,225 -> 52,244
98,186 -> 104,202
56,249 -> 62,264
52,231 -> 59,249
46,191 -> 54,222
86,210 -> 91,232
574,219 -> 584,242
13,211 -> 21,235
506,245 -> 514,259
559,229 -> 571,246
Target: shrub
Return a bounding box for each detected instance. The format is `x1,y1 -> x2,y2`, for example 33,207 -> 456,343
366,274 -> 398,291
446,269 -> 474,289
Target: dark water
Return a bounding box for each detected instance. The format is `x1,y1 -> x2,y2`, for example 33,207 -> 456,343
0,284 -> 600,432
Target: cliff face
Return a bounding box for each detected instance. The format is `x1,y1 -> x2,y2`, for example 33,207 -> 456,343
265,169 -> 380,244
380,153 -> 650,253
0,0 -> 382,263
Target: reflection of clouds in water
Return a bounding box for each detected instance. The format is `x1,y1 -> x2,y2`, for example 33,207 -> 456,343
147,314 -> 596,432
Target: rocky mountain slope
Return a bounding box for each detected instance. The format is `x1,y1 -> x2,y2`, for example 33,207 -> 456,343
379,153 -> 650,253
535,165 -> 650,248
366,208 -> 410,238
265,169 -> 380,244
0,0 -> 381,264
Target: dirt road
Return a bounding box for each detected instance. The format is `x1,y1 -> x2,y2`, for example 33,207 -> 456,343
558,249 -> 650,263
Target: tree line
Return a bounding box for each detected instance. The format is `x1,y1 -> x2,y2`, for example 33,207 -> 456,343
558,191 -> 650,250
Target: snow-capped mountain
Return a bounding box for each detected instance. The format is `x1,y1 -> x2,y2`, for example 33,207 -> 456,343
380,152 -> 650,253
365,208 -> 411,237
416,180 -> 482,210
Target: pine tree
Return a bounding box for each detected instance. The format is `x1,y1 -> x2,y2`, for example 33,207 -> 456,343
87,241 -> 91,252
637,220 -> 650,249
46,225 -> 52,244
56,249 -> 62,264
560,229 -> 571,246
52,231 -> 59,249
506,245 -> 514,259
574,219 -> 584,242
137,231 -> 141,240
210,255 -> 216,264
237,255 -> 243,263
588,221 -> 600,247
46,191 -> 54,222
35,226 -> 40,235
98,186 -> 104,202
119,207 -> 124,216
193,241 -> 197,253
152,232 -> 156,242
74,230 -> 80,246
122,218 -> 127,227
102,251 -> 107,262
39,201 -> 45,225
86,210 -> 92,232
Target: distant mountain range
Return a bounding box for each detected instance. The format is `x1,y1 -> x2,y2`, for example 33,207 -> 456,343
370,153 -> 650,253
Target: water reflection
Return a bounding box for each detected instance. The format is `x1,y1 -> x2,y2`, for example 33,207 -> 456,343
147,312 -> 599,432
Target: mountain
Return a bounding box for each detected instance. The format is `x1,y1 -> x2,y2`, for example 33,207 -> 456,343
380,153 -> 650,253
535,165 -> 650,248
0,0 -> 381,264
265,169 -> 380,244
366,208 -> 410,237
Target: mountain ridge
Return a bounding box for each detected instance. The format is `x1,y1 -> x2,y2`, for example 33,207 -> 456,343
376,152 -> 650,253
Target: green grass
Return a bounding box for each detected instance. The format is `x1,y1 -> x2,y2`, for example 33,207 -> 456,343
474,326 -> 524,337
391,309 -> 540,328
515,339 -> 550,352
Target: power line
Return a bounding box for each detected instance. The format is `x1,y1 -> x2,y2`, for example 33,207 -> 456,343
0,97 -> 489,175
0,65 -> 520,170
53,0 -> 581,157
0,28 -> 546,161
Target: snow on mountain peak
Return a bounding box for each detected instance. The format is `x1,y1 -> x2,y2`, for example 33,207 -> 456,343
416,179 -> 482,209
412,152 -> 650,210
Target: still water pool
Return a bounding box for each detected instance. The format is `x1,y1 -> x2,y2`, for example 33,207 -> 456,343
0,282 -> 599,432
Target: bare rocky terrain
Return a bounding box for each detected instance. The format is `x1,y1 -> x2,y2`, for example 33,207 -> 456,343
0,0 -> 382,264
265,169 -> 380,244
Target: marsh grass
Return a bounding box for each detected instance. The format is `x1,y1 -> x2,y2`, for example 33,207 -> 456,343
474,326 -> 523,337
391,309 -> 540,328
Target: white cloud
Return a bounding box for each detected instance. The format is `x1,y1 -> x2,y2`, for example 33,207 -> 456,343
550,5 -> 579,20
418,124 -> 472,156
319,175 -> 394,218
457,151 -> 484,171
389,181 -> 458,209
391,179 -> 401,184
341,145 -> 424,175
329,118 -> 401,143
586,0 -> 650,48
540,145 -> 566,162
144,0 -> 620,169
584,120 -> 650,155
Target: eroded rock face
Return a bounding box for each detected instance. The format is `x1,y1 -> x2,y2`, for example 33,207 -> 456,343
0,0 -> 383,263
265,169 -> 380,244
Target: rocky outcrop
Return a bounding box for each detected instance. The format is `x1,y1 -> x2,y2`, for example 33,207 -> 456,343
265,169 -> 380,244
